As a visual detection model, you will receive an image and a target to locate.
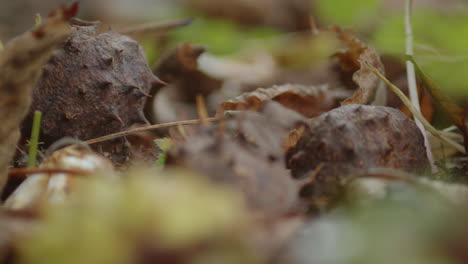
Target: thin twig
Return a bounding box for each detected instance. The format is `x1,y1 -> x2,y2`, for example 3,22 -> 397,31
366,62 -> 466,154
120,18 -> 193,36
405,0 -> 437,172
85,117 -> 222,145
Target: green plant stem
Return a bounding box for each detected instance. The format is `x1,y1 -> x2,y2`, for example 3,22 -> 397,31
28,110 -> 42,167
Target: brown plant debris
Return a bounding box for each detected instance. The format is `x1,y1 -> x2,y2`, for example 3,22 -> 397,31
151,43 -> 222,123
217,84 -> 344,118
286,104 -> 429,210
154,43 -> 221,102
167,102 -> 307,216
0,4 -> 75,193
223,101 -> 308,161
331,27 -> 385,105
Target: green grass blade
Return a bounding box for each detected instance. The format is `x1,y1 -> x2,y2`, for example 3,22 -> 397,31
28,110 -> 42,167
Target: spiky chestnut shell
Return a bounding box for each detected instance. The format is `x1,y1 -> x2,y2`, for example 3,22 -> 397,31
22,25 -> 160,144
286,104 -> 428,209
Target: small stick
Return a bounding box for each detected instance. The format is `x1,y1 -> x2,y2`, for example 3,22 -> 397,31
85,117 -> 222,145
27,111 -> 42,167
120,18 -> 193,36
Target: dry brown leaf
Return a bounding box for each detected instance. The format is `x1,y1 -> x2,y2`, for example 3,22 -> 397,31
218,84 -> 343,118
168,102 -> 307,216
0,4 -> 75,193
331,27 -> 385,105
223,101 -> 307,161
168,129 -> 300,216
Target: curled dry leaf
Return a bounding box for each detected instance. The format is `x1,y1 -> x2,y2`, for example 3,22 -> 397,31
4,145 -> 114,210
0,4 -> 75,193
332,27 -> 385,105
218,84 -> 345,118
286,104 -> 429,210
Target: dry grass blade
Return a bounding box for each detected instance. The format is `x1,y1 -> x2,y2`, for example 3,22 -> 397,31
85,117 -> 222,145
366,62 -> 466,154
407,55 -> 464,128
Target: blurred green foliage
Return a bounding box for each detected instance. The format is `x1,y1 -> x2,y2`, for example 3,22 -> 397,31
315,0 -> 381,28
20,170 -> 256,264
169,15 -> 280,56
373,9 -> 468,98
141,13 -> 281,66
315,0 -> 468,98
286,185 -> 465,264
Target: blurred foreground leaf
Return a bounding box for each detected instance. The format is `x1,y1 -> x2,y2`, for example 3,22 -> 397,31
20,169 -> 257,264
